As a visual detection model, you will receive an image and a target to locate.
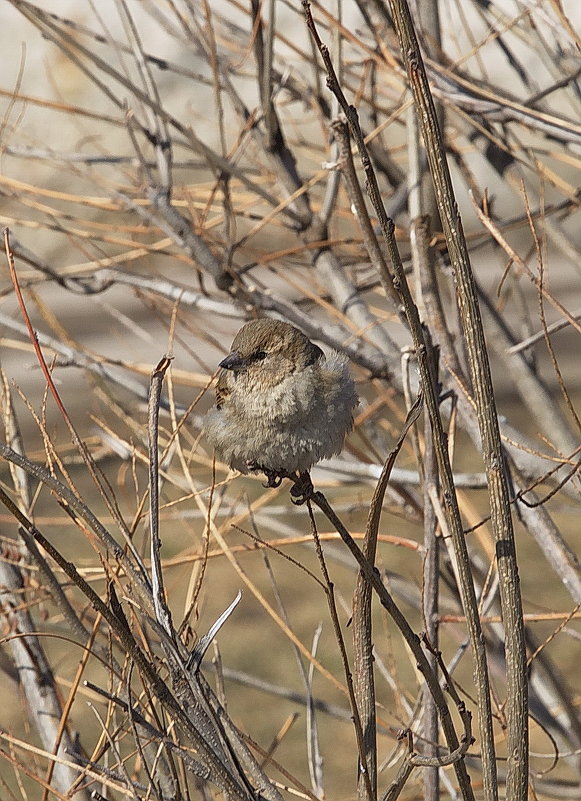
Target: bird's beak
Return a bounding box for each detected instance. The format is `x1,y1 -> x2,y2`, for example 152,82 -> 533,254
219,351 -> 246,371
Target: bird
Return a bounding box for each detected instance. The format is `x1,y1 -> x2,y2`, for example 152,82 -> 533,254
203,318 -> 358,501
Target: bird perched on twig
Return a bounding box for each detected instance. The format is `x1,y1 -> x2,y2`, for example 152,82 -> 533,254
204,318 -> 358,502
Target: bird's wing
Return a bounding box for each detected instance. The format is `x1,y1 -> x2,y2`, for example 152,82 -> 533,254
215,370 -> 230,409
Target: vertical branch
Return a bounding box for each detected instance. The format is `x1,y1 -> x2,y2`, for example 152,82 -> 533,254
0,512 -> 90,795
420,357 -> 440,801
117,0 -> 173,194
310,484 -> 476,801
386,2 -> 528,797
148,356 -> 174,636
351,393 -> 424,801
408,20 -> 444,777
306,502 -> 375,801
251,0 -> 277,152
250,0 -> 312,226
302,7 -> 498,801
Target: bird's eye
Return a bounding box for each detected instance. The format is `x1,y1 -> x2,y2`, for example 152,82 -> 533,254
253,350 -> 267,361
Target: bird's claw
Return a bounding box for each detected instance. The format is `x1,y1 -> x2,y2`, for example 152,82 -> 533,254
290,472 -> 314,505
246,462 -> 284,488
262,470 -> 283,489
246,461 -> 312,501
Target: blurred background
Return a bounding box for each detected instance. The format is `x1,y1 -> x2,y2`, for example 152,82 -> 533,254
1,2 -> 580,799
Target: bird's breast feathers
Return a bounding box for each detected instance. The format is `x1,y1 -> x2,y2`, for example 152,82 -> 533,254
233,368 -> 319,421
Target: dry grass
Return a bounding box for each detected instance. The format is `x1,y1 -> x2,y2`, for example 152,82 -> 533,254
0,2 -> 580,800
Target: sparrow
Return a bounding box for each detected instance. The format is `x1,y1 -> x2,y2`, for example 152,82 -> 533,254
204,318 -> 358,501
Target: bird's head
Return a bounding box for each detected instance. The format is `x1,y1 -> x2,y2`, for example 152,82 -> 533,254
219,318 -> 323,389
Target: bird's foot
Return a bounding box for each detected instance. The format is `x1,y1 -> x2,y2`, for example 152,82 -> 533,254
262,469 -> 284,489
290,471 -> 314,505
245,461 -> 284,488
245,462 -> 313,501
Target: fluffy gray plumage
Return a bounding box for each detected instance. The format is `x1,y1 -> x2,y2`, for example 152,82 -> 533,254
204,319 -> 358,475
